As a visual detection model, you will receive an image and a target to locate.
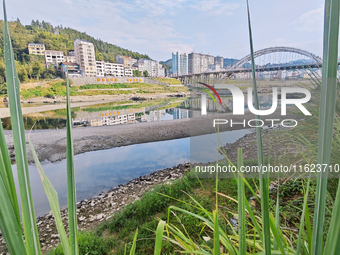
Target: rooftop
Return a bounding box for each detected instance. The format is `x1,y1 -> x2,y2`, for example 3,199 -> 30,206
74,39 -> 94,45
45,50 -> 64,53
61,62 -> 79,66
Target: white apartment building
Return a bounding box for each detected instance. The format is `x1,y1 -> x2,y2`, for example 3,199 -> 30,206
96,61 -> 125,77
64,55 -> 76,63
74,39 -> 97,77
188,52 -> 214,74
124,68 -> 133,77
45,50 -> 64,67
137,59 -> 165,77
136,62 -> 144,72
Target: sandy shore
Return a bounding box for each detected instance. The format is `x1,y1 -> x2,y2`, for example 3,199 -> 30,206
0,92 -> 187,118
4,118 -> 191,163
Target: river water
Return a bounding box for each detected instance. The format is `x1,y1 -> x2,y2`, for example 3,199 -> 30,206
12,128 -> 252,216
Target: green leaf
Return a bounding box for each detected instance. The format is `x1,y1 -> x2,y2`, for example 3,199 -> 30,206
295,179 -> 311,255
154,220 -> 165,255
28,138 -> 71,255
237,148 -> 246,255
312,0 -> 340,254
213,210 -> 220,255
0,116 -> 20,226
274,179 -> 280,250
0,174 -> 26,255
3,1 -> 41,254
246,0 -> 271,254
65,70 -> 78,255
130,228 -> 138,255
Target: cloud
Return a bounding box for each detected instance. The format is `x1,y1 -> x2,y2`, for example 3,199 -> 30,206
7,0 -> 193,60
135,0 -> 187,16
190,0 -> 239,16
292,6 -> 324,31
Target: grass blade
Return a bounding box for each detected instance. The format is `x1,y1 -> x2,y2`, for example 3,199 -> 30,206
130,228 -> 138,255
213,210 -> 220,255
154,220 -> 165,255
312,0 -> 340,254
0,174 -> 26,254
273,184 -> 280,251
246,0 -> 271,254
28,138 -> 72,255
0,117 -> 20,226
3,1 -> 41,253
237,149 -> 246,255
295,179 -> 311,255
65,71 -> 78,254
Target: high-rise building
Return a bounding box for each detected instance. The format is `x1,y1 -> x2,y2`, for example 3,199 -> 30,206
137,59 -> 165,77
188,52 -> 214,74
74,39 -> 97,77
214,56 -> 224,68
172,52 -> 188,75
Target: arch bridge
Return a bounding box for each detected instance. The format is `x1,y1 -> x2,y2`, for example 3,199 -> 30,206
177,46 -> 326,86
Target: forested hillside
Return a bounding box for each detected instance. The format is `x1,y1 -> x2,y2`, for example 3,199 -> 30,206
0,20 -> 150,85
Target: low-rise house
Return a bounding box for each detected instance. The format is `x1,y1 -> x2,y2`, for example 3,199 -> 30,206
45,50 -> 64,67
60,62 -> 81,78
28,43 -> 45,56
96,61 -> 125,77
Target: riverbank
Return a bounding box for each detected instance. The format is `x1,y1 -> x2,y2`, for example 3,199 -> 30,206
0,163 -> 191,253
0,126 -> 304,254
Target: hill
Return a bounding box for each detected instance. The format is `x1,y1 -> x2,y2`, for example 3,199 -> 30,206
0,20 -> 151,85
223,58 -> 239,68
0,20 -> 150,64
160,59 -> 172,71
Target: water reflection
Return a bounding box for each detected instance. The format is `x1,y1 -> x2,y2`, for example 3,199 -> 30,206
182,94 -> 279,112
2,100 -> 189,130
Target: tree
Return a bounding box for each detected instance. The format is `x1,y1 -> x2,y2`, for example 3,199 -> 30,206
133,70 -> 141,77
143,70 -> 149,77
0,83 -> 7,95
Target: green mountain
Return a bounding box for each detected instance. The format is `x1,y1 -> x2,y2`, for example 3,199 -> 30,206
160,59 -> 172,70
0,20 -> 151,85
0,20 -> 150,63
223,58 -> 239,68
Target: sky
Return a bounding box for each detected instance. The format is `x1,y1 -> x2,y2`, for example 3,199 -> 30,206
4,0 -> 327,62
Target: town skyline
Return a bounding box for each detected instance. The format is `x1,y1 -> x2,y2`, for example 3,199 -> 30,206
5,0 -> 327,62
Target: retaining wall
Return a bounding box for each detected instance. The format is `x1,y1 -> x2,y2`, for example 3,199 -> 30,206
69,76 -> 168,86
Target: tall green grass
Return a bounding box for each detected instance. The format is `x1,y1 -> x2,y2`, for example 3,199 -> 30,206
312,1 -> 340,254
151,0 -> 340,254
0,1 -> 79,254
